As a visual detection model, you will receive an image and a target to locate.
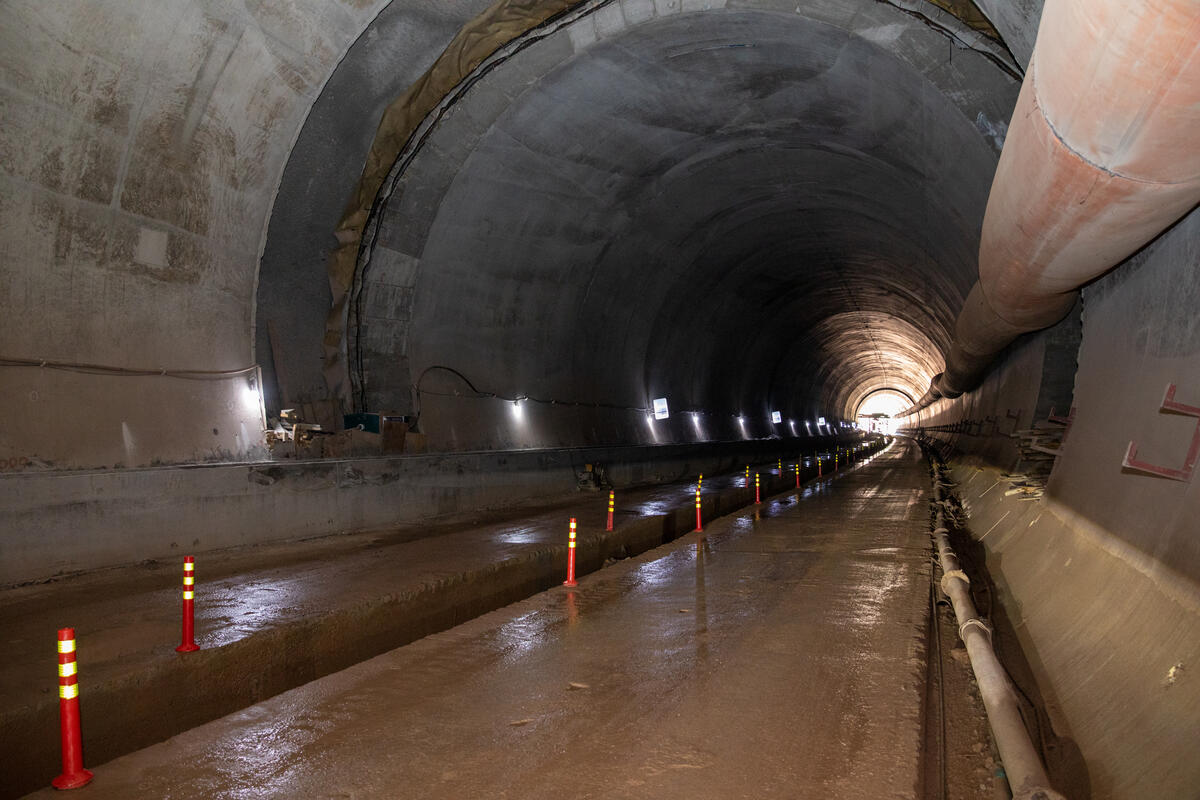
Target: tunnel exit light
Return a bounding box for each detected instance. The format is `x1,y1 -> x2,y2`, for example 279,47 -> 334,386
771,411 -> 782,423
653,397 -> 669,419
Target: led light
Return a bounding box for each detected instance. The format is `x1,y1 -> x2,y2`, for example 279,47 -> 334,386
771,411 -> 782,424
653,397 -> 669,420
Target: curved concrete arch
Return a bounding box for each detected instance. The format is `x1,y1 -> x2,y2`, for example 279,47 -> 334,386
319,4 -> 1018,450
853,386 -> 916,417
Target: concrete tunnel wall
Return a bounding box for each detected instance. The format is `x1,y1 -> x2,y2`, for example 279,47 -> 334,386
260,0 -> 1019,453
3,0 -> 1199,797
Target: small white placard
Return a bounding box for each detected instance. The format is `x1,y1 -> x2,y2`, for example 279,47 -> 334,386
653,397 -> 669,419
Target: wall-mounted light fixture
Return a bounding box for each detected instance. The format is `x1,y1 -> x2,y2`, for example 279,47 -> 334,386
771,411 -> 782,424
653,397 -> 669,420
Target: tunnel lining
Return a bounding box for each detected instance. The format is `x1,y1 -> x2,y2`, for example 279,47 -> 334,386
292,0 -> 1021,450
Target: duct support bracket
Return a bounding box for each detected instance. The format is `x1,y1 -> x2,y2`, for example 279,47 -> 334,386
1122,384 -> 1200,482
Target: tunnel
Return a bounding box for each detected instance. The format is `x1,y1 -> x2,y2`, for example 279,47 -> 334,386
1,1 -> 1198,798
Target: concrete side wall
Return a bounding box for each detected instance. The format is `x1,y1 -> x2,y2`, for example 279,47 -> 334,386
0,435 -> 853,587
914,207 -> 1200,799
0,0 -> 483,470
951,463 -> 1200,800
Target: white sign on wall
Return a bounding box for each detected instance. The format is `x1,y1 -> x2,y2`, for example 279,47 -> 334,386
771,411 -> 782,423
653,397 -> 670,419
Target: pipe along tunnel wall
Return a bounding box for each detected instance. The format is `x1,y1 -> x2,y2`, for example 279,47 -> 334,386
1,0 -> 1198,797
907,208 -> 1200,799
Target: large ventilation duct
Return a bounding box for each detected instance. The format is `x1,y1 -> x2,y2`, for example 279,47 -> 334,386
912,0 -> 1200,410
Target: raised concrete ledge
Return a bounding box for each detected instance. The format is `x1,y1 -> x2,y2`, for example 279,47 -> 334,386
947,458 -> 1200,799
0,436 -> 854,586
0,438 -> 885,798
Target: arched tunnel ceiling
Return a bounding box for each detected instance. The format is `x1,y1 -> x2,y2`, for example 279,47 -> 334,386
241,1 -> 1022,449
339,4 -> 1017,433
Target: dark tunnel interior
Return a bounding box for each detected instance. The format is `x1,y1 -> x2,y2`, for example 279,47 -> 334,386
2,1 -> 1198,797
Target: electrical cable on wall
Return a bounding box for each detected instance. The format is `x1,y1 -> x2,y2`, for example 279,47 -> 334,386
411,364 -> 651,429
0,356 -> 259,380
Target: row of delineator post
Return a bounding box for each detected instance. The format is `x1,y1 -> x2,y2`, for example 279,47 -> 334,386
568,439 -> 884,585
51,440 -> 884,789
49,554 -> 201,789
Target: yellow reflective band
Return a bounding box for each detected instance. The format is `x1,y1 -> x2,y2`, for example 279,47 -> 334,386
183,576 -> 194,585
183,590 -> 194,599
58,662 -> 77,678
58,640 -> 76,654
59,684 -> 79,700
183,565 -> 194,572
568,541 -> 576,549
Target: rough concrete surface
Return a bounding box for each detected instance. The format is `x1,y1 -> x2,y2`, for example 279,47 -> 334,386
0,436 -> 855,586
18,439 -> 939,800
0,439 -> 885,798
4,0 -> 1199,797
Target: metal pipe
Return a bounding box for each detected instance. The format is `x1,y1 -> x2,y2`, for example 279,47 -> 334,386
930,467 -> 1065,800
908,0 -> 1200,412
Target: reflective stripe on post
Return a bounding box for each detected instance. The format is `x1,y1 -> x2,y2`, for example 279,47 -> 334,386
52,628 -> 93,790
563,518 -> 578,587
176,557 -> 199,653
606,490 -> 614,532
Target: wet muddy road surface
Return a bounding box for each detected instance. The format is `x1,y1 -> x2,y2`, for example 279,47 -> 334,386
23,441 -> 934,799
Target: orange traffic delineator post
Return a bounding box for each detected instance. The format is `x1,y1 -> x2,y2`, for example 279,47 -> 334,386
777,459 -> 782,473
698,473 -> 703,489
563,518 -> 578,587
694,488 -> 702,532
53,628 -> 93,790
794,463 -> 800,488
744,465 -> 750,486
176,556 -> 199,653
818,456 -> 823,477
606,490 -> 614,532
755,472 -> 761,504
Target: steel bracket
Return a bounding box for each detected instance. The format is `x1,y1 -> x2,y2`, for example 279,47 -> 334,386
1122,385 -> 1200,482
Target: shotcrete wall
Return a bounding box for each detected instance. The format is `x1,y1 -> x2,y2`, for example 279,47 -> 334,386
3,1 -> 1198,796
